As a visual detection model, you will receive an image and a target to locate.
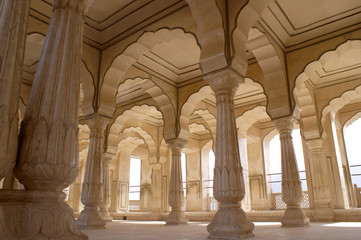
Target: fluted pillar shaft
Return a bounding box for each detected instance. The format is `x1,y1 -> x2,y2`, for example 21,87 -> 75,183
206,69 -> 254,239
306,139 -> 333,221
273,116 -> 309,227
77,114 -> 108,229
166,139 -> 188,225
0,0 -> 30,180
100,155 -> 113,221
4,1 -> 91,239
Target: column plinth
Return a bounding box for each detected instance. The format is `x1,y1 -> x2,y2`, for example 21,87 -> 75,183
205,69 -> 254,239
273,116 -> 309,227
165,139 -> 188,225
76,114 -> 109,229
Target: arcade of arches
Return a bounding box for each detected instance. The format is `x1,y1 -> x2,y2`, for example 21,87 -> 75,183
1,0 -> 361,239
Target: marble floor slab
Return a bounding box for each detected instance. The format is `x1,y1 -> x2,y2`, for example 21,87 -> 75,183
82,221 -> 361,240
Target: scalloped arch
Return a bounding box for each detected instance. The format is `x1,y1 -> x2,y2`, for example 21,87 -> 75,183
236,106 -> 270,133
233,0 -> 275,76
99,28 -> 198,117
294,40 -> 361,139
185,0 -> 227,74
107,105 -> 161,159
117,78 -> 175,140
321,85 -> 361,137
246,28 -> 288,118
118,126 -> 157,164
179,86 -> 213,140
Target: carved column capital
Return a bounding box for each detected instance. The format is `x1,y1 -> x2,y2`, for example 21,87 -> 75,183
84,114 -> 110,132
53,0 -> 93,13
305,138 -> 323,152
273,116 -> 295,133
204,68 -> 244,96
166,138 -> 187,151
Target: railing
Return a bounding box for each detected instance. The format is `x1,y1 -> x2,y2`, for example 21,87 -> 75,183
350,165 -> 361,187
272,191 -> 310,210
129,200 -> 140,211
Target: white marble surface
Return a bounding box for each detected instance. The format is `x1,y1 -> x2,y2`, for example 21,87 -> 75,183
83,221 -> 361,240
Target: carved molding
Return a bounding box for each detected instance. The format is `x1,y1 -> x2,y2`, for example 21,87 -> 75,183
0,190 -> 87,240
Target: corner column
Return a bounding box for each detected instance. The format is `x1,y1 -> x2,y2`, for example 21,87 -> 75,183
273,116 -> 309,227
100,154 -> 113,222
165,139 -> 188,225
0,0 -> 30,180
77,114 -> 109,229
206,69 -> 254,239
306,139 -> 334,221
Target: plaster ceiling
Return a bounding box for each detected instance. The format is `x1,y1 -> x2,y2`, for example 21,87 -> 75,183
259,0 -> 361,50
29,0 -> 187,48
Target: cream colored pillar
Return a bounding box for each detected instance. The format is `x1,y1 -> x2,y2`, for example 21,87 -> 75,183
239,132 -> 251,211
77,114 -> 109,229
206,69 -> 254,239
150,163 -> 163,220
4,1 -> 90,239
100,154 -> 113,221
306,139 -> 334,221
0,0 -> 30,180
273,116 -> 309,227
166,139 -> 188,225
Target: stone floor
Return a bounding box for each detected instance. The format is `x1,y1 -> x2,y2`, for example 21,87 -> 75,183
83,221 -> 361,240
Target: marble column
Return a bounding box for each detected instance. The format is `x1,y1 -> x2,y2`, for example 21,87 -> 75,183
273,116 -> 309,227
100,154 -> 113,222
166,139 -> 188,225
239,132 -> 251,211
306,139 -> 334,221
4,1 -> 90,239
76,114 -> 109,229
0,0 -> 30,180
206,69 -> 254,239
150,163 -> 163,220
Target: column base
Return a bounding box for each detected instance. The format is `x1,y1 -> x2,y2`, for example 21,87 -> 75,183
76,207 -> 106,229
281,207 -> 310,227
207,203 -> 254,239
0,189 -> 87,240
314,205 -> 334,221
165,210 -> 188,225
149,211 -> 164,221
100,208 -> 113,222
